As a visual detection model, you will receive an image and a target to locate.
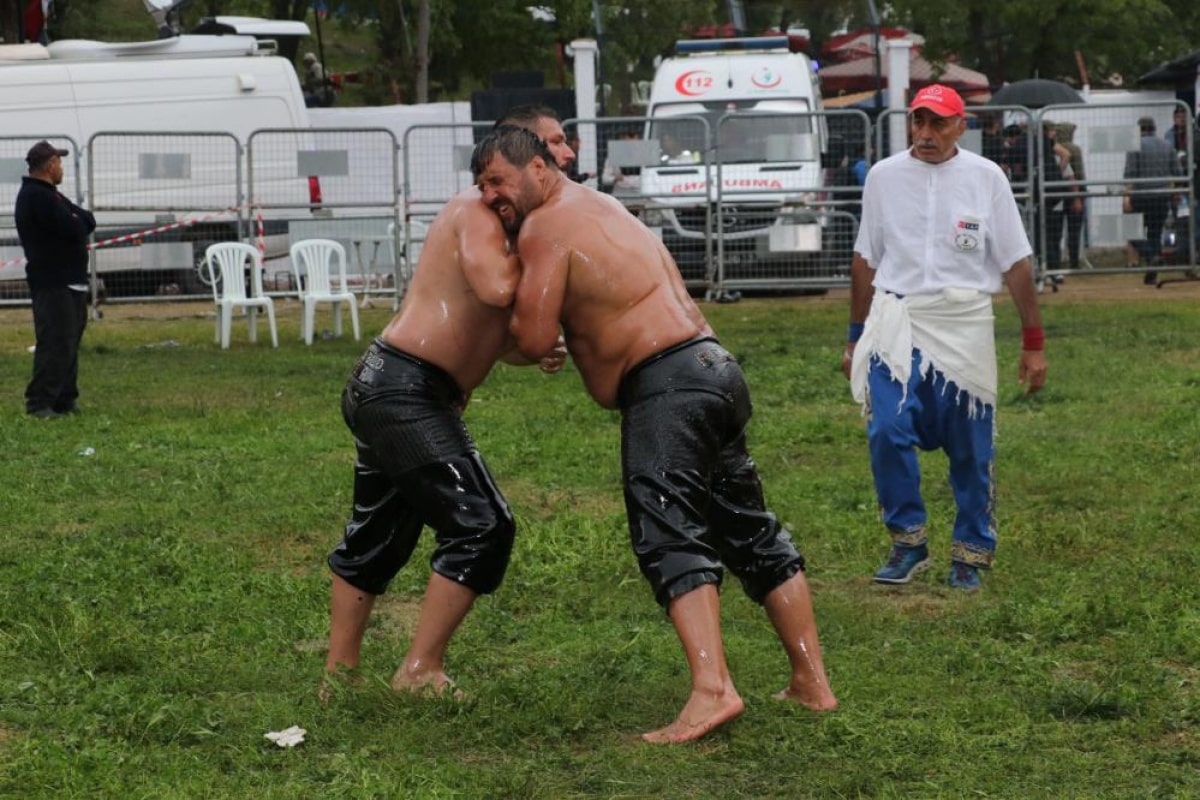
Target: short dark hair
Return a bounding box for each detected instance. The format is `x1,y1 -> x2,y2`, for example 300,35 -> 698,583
494,104 -> 560,129
471,125 -> 558,178
1137,116 -> 1156,133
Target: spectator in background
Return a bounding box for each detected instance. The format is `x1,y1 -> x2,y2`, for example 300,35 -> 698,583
15,140 -> 95,419
1055,122 -> 1087,270
1165,106 -> 1198,255
1037,123 -> 1071,277
302,52 -> 334,108
1000,124 -> 1028,185
980,114 -> 1007,171
1165,106 -> 1190,155
1124,116 -> 1182,285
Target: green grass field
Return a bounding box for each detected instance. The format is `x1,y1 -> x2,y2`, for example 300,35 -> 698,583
1,281 -> 1198,798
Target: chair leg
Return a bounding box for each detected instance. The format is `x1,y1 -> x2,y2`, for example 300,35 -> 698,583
304,298 -> 315,345
334,303 -> 343,337
348,299 -> 361,341
221,305 -> 233,349
265,302 -> 278,348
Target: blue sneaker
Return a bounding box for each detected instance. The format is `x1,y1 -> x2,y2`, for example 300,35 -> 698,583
947,562 -> 982,591
873,544 -> 930,584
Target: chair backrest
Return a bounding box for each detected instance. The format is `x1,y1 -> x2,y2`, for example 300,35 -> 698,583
289,238 -> 347,295
204,242 -> 264,302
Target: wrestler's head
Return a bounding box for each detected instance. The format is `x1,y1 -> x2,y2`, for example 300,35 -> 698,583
472,125 -> 559,235
494,103 -> 576,172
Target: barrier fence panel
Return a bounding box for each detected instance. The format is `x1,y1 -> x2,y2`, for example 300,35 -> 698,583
86,132 -> 243,302
248,127 -> 399,307
401,122 -> 493,300
711,109 -> 870,294
1034,101 -> 1195,286
0,135 -> 82,306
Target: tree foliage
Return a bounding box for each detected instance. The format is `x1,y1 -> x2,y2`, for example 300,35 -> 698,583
884,0 -> 1198,87
24,0 -> 1200,106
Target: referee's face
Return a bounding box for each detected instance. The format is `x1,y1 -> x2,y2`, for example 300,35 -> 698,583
909,109 -> 966,165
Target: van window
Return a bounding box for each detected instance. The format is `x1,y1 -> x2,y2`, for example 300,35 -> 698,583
650,99 -> 816,164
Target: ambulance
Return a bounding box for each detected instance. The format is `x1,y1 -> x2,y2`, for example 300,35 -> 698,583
637,36 -> 834,284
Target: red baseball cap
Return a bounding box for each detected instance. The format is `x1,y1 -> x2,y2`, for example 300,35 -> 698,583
909,84 -> 965,118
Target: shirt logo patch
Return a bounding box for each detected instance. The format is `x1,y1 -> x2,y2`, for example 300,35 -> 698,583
954,216 -> 981,251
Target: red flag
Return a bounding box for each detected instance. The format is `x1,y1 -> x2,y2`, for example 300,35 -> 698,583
24,0 -> 53,44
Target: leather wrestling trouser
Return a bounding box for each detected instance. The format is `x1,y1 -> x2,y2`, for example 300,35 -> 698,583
328,340 -> 515,596
618,337 -> 804,608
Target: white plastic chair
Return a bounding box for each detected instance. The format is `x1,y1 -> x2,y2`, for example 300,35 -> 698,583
204,242 -> 278,349
289,238 -> 361,345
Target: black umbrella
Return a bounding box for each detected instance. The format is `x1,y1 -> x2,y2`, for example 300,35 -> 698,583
988,79 -> 1084,108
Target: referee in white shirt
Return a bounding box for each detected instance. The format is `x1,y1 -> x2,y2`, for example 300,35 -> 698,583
841,84 -> 1048,591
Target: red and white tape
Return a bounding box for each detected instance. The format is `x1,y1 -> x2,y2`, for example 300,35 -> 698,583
1,205 -> 249,270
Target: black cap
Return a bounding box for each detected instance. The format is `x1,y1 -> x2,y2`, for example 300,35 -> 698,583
26,140 -> 69,170
1137,116 -> 1156,132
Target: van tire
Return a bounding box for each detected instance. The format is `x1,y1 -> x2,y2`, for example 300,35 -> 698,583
181,248 -> 220,296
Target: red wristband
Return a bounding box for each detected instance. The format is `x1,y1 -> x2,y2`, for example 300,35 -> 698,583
1022,326 -> 1045,351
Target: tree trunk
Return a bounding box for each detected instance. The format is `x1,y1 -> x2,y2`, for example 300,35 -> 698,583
415,0 -> 429,103
0,0 -> 20,44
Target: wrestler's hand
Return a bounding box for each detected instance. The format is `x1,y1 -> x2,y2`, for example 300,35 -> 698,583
1018,349 -> 1047,396
539,335 -> 568,374
841,341 -> 855,381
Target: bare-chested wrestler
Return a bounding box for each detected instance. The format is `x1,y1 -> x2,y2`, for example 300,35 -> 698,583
323,186 -> 565,696
472,126 -> 838,743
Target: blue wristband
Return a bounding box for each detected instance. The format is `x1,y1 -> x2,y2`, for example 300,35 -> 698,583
847,323 -> 864,343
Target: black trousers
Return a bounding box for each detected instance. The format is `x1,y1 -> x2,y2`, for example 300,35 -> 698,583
1064,201 -> 1084,268
25,286 -> 88,414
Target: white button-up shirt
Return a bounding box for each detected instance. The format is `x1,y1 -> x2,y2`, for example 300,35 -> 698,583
853,148 -> 1032,296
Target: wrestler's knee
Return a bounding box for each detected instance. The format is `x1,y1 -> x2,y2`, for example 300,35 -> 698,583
655,569 -> 723,609
327,553 -> 396,597
735,556 -> 804,605
430,503 -> 515,595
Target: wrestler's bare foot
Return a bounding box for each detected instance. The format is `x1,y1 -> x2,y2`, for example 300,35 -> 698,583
641,687 -> 745,744
390,664 -> 465,700
319,667 -> 363,706
773,682 -> 838,712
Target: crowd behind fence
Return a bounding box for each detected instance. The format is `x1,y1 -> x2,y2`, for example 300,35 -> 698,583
0,101 -> 1195,310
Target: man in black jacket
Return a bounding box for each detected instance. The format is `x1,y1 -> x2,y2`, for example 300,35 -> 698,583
15,140 -> 96,418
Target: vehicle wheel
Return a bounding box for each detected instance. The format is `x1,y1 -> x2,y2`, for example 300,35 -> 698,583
181,247 -> 220,296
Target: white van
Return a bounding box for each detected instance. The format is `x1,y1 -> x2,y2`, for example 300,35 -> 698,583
636,37 -> 832,283
0,33 -> 312,294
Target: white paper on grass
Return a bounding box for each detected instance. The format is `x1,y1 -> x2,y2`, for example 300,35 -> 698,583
264,725 -> 307,747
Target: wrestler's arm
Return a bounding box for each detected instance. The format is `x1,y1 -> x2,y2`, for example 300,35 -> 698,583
842,252 -> 875,379
499,333 -> 567,372
510,214 -> 569,361
458,201 -> 520,308
1002,256 -> 1047,395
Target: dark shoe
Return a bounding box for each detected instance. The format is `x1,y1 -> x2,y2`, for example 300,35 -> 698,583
28,408 -> 64,419
54,403 -> 80,415
873,543 -> 930,584
947,562 -> 982,591
1143,271 -> 1158,286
